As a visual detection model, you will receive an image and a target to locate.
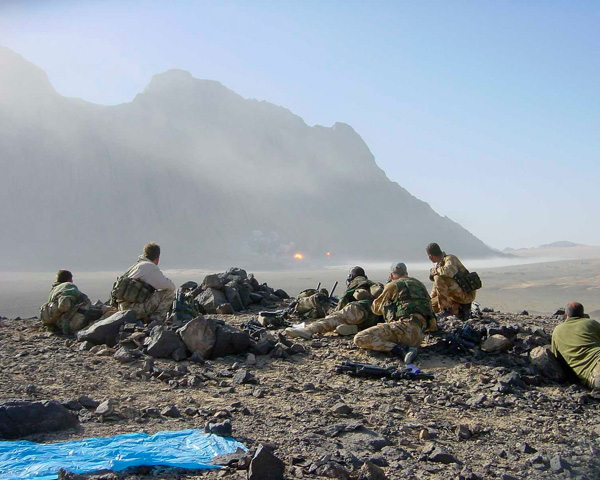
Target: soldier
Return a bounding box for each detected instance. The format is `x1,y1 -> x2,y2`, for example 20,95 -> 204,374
551,302 -> 600,390
285,266 -> 383,339
40,270 -> 108,334
354,262 -> 436,363
294,288 -> 330,319
112,242 -> 176,322
426,242 -> 476,320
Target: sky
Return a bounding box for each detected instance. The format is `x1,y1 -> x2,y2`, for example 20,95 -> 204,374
1,0 -> 599,250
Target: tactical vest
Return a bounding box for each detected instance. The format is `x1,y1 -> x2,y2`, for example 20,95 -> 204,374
385,277 -> 434,322
40,283 -> 89,326
110,263 -> 156,306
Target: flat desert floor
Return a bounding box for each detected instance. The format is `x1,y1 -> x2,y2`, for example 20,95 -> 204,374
1,256 -> 599,319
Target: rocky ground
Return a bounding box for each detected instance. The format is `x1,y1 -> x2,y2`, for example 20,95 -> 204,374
1,305 -> 599,480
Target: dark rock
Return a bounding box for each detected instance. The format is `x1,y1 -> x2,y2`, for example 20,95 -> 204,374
177,317 -> 217,358
232,369 -> 257,385
428,446 -> 458,464
517,442 -> 537,454
253,336 -> 276,355
114,346 -> 140,363
202,274 -> 222,290
78,341 -> 94,351
95,399 -> 115,416
189,352 -> 205,364
161,405 -> 181,418
358,461 -> 388,480
273,289 -> 290,300
550,454 -> 566,473
76,310 -> 138,347
530,345 -> 567,383
205,419 -> 232,436
333,403 -> 353,415
0,400 -> 79,439
228,267 -> 248,280
519,310 -> 529,315
224,284 -> 244,312
198,288 -> 228,314
498,372 -> 525,388
171,345 -> 188,361
146,328 -> 186,358
553,308 -> 565,316
248,444 -> 285,480
216,303 -> 234,314
481,334 -> 512,353
63,400 -> 83,411
212,449 -> 251,468
249,292 -> 264,304
211,322 -> 251,359
456,424 -> 472,440
77,396 -> 99,409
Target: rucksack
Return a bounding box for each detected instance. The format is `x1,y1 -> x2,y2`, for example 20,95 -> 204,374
453,271 -> 482,293
110,265 -> 156,306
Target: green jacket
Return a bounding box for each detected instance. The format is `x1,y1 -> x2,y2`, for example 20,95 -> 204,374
48,282 -> 89,305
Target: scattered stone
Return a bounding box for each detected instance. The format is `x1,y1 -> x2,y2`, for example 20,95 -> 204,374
530,345 -> 567,382
358,460 -> 388,480
481,334 -> 512,353
216,303 -> 234,314
114,346 -> 140,363
205,419 -> 233,437
517,442 -> 537,454
332,403 -> 353,415
76,310 -> 138,347
519,310 -> 529,316
95,399 -> 115,416
198,288 -> 228,314
550,454 -> 566,473
428,446 -> 458,464
161,405 -> 181,418
146,328 -> 186,358
0,400 -> 79,439
232,369 -> 257,385
211,322 -> 251,359
248,444 -> 285,480
78,396 -> 99,409
456,424 -> 472,440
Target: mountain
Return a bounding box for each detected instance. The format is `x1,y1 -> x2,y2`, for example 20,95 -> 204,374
0,46 -> 498,271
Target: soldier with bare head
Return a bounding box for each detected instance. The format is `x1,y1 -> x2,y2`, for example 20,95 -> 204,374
426,242 -> 476,321
112,242 -> 176,323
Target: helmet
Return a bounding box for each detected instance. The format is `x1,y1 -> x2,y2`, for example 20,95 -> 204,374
347,266 -> 366,283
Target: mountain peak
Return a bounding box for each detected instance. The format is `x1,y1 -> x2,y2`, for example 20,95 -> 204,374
0,46 -> 55,101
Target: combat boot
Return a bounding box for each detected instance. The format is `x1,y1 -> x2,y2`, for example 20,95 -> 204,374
284,326 -> 313,340
458,303 -> 472,321
336,324 -> 358,336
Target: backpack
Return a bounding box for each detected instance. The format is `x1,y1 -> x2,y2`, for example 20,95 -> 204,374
453,271 -> 482,293
110,263 -> 156,305
385,277 -> 435,322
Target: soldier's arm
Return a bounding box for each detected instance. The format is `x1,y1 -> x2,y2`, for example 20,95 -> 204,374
371,282 -> 397,316
435,256 -> 459,278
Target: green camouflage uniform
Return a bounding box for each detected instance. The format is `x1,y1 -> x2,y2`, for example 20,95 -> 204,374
42,282 -> 92,334
304,277 -> 382,335
354,276 -> 435,352
294,289 -> 329,319
430,253 -> 476,314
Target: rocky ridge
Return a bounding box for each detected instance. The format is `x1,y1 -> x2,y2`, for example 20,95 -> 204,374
0,295 -> 599,479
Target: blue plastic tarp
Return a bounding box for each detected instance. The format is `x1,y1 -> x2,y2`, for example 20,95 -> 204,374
0,429 -> 246,480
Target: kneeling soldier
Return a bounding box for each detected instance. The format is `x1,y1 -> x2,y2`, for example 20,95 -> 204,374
354,262 -> 436,363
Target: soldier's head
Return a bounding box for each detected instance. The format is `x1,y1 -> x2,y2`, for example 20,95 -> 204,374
390,262 -> 408,280
143,242 -> 161,264
56,270 -> 73,283
347,266 -> 366,284
565,302 -> 584,319
426,243 -> 444,263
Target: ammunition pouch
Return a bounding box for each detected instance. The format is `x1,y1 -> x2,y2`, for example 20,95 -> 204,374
111,276 -> 155,305
453,271 -> 482,293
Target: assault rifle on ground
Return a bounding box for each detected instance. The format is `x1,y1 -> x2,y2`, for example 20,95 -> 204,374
335,360 -> 434,380
441,323 -> 485,354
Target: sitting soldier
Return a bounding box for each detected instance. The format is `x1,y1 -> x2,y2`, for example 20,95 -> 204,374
426,242 -> 476,320
40,270 -> 106,334
552,302 -> 600,390
285,266 -> 383,339
111,242 -> 176,323
354,262 -> 436,363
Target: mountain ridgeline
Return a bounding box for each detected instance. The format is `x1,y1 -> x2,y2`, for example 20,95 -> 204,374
0,47 -> 497,271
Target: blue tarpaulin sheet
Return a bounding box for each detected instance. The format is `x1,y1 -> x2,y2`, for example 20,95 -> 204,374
0,429 -> 246,480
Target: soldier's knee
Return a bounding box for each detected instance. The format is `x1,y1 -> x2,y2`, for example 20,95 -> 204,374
353,331 -> 370,349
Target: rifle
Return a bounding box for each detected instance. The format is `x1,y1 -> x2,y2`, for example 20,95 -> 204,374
335,360 -> 434,380
442,323 -> 484,354
328,281 -> 339,307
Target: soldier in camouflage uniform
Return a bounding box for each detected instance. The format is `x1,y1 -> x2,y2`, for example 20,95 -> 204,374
115,243 -> 176,322
40,270 -> 110,334
285,267 -> 383,339
354,263 -> 435,362
426,243 -> 476,320
294,288 -> 330,319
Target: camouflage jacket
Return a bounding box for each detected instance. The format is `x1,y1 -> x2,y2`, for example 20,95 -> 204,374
372,276 -> 434,323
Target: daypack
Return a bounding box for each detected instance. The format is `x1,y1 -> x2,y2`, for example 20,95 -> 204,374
453,271 -> 482,293
111,264 -> 156,305
383,277 -> 435,323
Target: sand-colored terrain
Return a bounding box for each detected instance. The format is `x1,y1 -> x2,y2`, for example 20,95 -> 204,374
1,257 -> 599,319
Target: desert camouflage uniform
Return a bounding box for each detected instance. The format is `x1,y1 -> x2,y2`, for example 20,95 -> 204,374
430,253 -> 476,314
354,277 -> 435,352
118,289 -> 175,322
303,276 -> 382,335
295,289 -> 329,319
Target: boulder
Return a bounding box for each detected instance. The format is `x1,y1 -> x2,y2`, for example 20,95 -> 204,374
202,274 -> 222,290
227,267 -> 248,281
248,444 -> 285,480
211,323 -> 252,359
530,345 -> 567,383
481,334 -> 512,353
76,310 -> 138,347
224,284 -> 244,312
273,289 -> 290,300
146,328 -> 186,359
198,288 -> 228,314
216,303 -> 234,314
237,284 -> 252,308
0,400 -> 79,439
358,461 -> 388,480
178,316 -> 217,359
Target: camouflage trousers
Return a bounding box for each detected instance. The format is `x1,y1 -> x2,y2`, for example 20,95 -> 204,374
354,315 -> 425,352
295,294 -> 327,319
590,361 -> 600,390
118,289 -> 175,323
56,305 -> 117,335
305,303 -> 367,335
431,276 -> 476,314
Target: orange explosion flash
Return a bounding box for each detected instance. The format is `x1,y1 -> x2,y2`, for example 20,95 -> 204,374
293,252 -> 304,260
326,252 -> 332,257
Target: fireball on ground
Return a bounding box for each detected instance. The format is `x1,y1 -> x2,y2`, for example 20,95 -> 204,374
326,252 -> 332,257
293,253 -> 304,260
